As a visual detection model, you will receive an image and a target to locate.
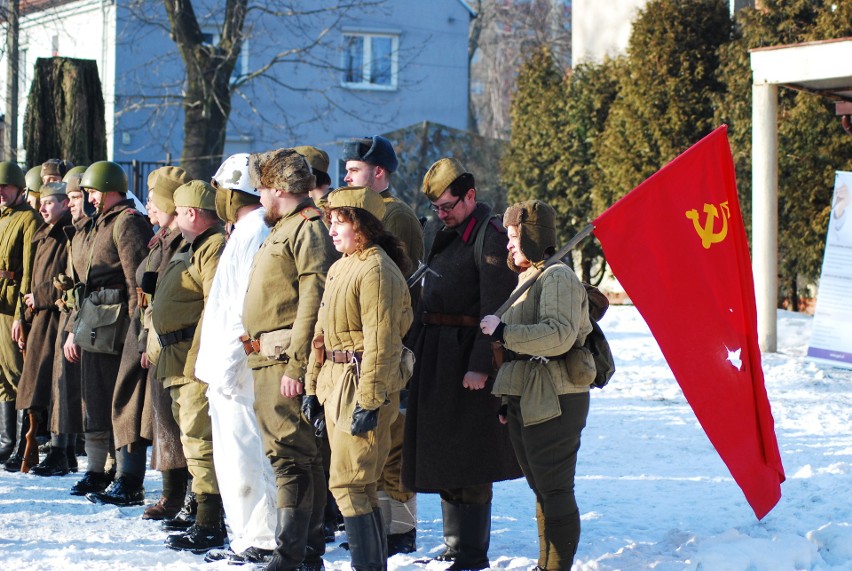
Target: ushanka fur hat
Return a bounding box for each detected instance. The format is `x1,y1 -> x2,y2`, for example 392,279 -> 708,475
249,148 -> 315,194
503,199 -> 557,264
341,135 -> 398,173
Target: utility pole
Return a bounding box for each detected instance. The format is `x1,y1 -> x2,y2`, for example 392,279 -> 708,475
5,0 -> 19,161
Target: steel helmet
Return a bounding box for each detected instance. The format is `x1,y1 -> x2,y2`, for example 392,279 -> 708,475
63,165 -> 88,182
0,161 -> 26,189
212,153 -> 259,197
80,161 -> 128,194
25,166 -> 43,193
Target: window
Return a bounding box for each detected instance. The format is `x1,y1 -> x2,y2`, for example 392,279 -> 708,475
343,33 -> 398,90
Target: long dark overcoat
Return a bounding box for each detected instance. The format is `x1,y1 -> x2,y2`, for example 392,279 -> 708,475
138,227 -> 187,469
74,200 -> 152,433
50,218 -> 86,434
402,202 -> 523,491
16,210 -> 73,410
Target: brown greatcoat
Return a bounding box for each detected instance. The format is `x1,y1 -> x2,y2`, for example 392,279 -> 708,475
50,217 -> 87,433
71,199 -> 152,433
402,202 -> 522,491
139,227 -> 188,469
16,210 -> 73,410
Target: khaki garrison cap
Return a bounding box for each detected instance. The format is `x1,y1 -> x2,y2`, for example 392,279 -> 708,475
40,182 -> 67,199
327,186 -> 386,221
174,180 -> 217,211
422,158 -> 468,202
294,146 -> 330,176
148,166 -> 191,214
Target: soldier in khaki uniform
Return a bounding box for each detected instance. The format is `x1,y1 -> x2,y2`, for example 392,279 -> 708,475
304,187 -> 413,571
242,148 -> 336,571
0,162 -> 40,469
342,135 -> 424,554
481,200 -> 595,571
151,181 -> 227,553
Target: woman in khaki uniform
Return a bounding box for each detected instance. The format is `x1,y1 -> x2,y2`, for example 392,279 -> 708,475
304,187 -> 412,571
480,200 -> 596,571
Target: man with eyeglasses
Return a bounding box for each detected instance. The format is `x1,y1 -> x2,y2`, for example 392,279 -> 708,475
402,158 -> 521,571
341,135 -> 424,555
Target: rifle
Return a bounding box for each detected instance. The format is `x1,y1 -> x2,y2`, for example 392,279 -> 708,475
492,223 -> 594,317
406,261 -> 441,290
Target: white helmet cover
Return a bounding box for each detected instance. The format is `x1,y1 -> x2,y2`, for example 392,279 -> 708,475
212,153 -> 259,197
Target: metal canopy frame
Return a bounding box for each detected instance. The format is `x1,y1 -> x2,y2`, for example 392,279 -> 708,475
750,37 -> 852,352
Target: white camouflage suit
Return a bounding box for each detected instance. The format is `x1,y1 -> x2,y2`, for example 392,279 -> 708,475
195,206 -> 276,553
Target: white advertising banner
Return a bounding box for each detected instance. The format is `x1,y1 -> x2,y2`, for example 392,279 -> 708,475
808,171 -> 852,369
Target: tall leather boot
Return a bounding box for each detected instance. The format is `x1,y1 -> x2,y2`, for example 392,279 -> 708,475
372,508 -> 388,565
303,492 -> 327,571
3,410 -> 28,472
541,509 -> 581,571
0,401 -> 16,463
344,512 -> 385,571
30,445 -> 71,476
264,508 -> 312,571
436,500 -> 462,561
446,503 -> 491,571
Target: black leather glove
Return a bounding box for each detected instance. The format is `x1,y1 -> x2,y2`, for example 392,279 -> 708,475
497,403 -> 508,421
301,395 -> 326,438
351,403 -> 378,436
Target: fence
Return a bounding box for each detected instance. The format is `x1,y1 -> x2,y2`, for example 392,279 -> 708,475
115,157 -> 175,204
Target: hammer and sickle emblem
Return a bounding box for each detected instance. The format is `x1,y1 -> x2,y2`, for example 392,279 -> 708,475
685,202 -> 730,249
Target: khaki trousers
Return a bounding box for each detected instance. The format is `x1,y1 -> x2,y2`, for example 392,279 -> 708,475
0,314 -> 22,402
326,390 -> 398,518
252,364 -> 323,511
168,378 -> 218,496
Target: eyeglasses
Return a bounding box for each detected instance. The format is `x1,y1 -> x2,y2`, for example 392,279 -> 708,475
430,196 -> 462,214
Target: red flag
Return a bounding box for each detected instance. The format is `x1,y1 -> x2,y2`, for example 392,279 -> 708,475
593,126 -> 785,519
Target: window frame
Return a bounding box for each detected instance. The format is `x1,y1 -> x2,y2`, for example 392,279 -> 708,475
341,32 -> 399,91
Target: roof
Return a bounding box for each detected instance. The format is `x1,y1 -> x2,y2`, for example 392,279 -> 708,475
751,37 -> 852,102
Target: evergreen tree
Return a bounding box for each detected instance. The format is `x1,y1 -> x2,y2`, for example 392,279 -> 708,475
502,47 -> 619,283
594,0 -> 732,207
714,0 -> 852,308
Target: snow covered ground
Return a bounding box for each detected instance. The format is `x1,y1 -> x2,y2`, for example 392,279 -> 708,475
1,305 -> 851,570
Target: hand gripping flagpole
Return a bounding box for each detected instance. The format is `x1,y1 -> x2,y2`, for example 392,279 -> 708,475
493,223 -> 594,317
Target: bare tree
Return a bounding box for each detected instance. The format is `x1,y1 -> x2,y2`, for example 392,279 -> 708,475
144,0 -> 399,178
468,0 -> 571,140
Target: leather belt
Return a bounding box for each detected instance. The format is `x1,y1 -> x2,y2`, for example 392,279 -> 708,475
421,312 -> 479,328
325,349 -> 363,364
240,334 -> 262,356
158,326 -> 196,348
0,269 -> 15,280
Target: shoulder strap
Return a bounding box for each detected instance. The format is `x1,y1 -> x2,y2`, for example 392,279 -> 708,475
473,215 -> 504,271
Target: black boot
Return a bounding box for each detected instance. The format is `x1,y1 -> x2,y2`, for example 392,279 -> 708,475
0,401 -> 16,463
66,445 -> 78,473
165,494 -> 226,554
264,508 -> 313,571
446,503 -> 490,571
30,445 -> 71,477
387,528 -> 416,556
434,499 -> 462,561
162,489 -> 197,531
344,512 -> 385,571
3,410 -> 29,472
70,470 -> 115,495
86,474 -> 145,506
